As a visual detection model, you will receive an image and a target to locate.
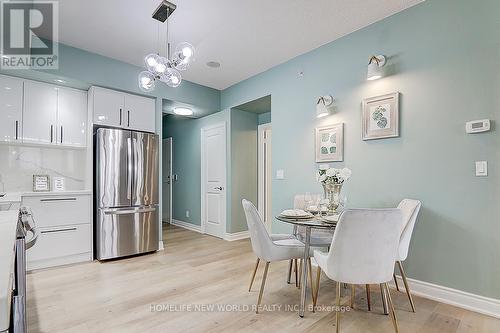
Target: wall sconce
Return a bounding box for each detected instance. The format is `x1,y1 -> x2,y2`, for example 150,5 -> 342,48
316,95 -> 334,118
367,55 -> 386,81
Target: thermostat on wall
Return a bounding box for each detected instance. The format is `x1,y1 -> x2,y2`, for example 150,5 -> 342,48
465,119 -> 490,134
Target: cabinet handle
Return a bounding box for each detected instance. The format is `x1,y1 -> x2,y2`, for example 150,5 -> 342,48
119,108 -> 122,125
40,197 -> 77,202
127,110 -> 130,127
41,227 -> 77,234
60,125 -> 63,144
15,120 -> 18,140
50,125 -> 53,143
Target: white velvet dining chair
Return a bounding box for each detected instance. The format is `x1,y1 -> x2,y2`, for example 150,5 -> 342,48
392,198 -> 422,312
314,209 -> 404,333
242,199 -> 315,313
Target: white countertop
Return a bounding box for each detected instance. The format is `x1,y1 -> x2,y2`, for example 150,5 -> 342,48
0,211 -> 19,332
21,190 -> 91,197
0,192 -> 22,204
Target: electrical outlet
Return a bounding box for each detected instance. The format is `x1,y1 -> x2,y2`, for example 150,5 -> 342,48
186,210 -> 190,218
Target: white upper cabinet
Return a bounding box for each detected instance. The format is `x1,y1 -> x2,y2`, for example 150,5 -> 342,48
91,87 -> 155,133
0,75 -> 23,143
92,87 -> 125,128
23,81 -> 58,144
57,88 -> 87,147
124,93 -> 156,133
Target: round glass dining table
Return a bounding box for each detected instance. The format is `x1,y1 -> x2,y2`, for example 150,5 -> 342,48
275,214 -> 339,317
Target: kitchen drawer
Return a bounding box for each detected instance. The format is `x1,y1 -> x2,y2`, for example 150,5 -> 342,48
22,194 -> 90,228
27,224 -> 91,263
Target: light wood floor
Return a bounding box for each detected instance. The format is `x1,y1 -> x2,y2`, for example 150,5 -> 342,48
27,224 -> 500,333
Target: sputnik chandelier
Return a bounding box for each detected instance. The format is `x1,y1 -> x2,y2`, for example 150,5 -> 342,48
138,1 -> 195,91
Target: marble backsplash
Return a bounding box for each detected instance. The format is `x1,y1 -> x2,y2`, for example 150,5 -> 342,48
0,145 -> 87,192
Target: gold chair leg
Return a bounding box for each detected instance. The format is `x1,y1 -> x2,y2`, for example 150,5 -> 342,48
397,261 -> 416,312
350,284 -> 355,309
294,259 -> 299,287
256,261 -> 270,314
313,267 -> 321,308
380,283 -> 388,315
287,259 -> 293,284
366,284 -> 371,311
384,283 -> 400,333
248,258 -> 260,292
394,273 -> 400,291
336,281 -> 341,333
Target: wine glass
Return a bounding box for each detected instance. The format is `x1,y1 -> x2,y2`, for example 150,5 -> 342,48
304,192 -> 313,211
339,195 -> 348,212
315,193 -> 324,216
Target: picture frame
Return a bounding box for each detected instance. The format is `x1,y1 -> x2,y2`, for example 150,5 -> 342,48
33,175 -> 50,192
53,177 -> 66,192
362,92 -> 400,140
315,123 -> 344,162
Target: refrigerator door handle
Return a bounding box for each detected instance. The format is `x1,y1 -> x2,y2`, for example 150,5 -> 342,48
127,137 -> 133,200
103,207 -> 156,215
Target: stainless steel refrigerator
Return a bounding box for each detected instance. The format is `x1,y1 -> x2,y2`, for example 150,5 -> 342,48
95,128 -> 159,260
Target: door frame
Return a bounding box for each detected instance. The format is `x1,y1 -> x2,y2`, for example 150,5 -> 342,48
200,122 -> 227,236
258,123 -> 272,230
162,137 -> 173,224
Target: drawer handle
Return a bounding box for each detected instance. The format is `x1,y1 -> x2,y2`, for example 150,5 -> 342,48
41,227 -> 77,234
40,198 -> 77,202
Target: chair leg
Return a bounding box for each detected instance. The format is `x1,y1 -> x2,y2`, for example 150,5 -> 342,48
298,259 -> 303,289
366,284 -> 371,311
380,283 -> 388,315
350,284 -> 355,309
336,281 -> 341,333
248,258 -> 260,292
287,259 -> 293,284
294,259 -> 299,287
256,261 -> 270,314
313,267 -> 321,308
384,283 -> 400,333
394,273 -> 400,291
397,261 -> 416,312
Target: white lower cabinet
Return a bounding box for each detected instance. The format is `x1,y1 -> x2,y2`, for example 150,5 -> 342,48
23,192 -> 92,270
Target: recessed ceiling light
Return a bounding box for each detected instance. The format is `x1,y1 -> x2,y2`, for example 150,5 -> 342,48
206,61 -> 221,68
54,79 -> 66,83
173,107 -> 193,116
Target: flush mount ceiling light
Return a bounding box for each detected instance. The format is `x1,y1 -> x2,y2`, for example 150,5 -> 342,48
316,95 -> 334,118
138,1 -> 195,92
173,107 -> 193,116
367,55 -> 386,81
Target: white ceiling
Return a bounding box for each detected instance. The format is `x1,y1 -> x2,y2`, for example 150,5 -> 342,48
52,0 -> 423,90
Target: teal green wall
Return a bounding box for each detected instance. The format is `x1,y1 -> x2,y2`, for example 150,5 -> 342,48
163,110 -> 230,228
221,0 -> 500,299
258,112 -> 271,125
230,109 -> 258,233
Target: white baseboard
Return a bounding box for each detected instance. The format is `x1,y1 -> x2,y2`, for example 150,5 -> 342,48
389,275 -> 500,319
170,219 -> 202,233
224,230 -> 249,241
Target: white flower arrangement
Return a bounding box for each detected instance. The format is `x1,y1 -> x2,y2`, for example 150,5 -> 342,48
316,165 -> 352,185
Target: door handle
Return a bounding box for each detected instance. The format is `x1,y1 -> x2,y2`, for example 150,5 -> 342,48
119,108 -> 122,125
214,186 -> 223,191
127,110 -> 130,127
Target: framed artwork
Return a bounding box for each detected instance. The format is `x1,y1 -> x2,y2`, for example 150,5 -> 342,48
33,175 -> 50,192
53,177 -> 66,192
362,92 -> 400,140
315,123 -> 343,162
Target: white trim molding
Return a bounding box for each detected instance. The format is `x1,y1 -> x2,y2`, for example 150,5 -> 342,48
224,231 -> 249,241
170,219 -> 202,233
389,275 -> 500,319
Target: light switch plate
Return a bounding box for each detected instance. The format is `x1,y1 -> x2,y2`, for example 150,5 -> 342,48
475,161 -> 487,176
276,169 -> 285,179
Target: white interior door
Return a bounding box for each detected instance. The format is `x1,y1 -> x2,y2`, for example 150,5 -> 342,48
162,138 -> 172,224
258,124 -> 272,230
201,123 -> 226,239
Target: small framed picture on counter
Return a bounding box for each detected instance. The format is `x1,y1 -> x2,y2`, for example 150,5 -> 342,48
33,175 -> 50,192
53,177 -> 66,192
